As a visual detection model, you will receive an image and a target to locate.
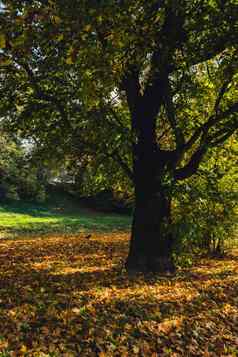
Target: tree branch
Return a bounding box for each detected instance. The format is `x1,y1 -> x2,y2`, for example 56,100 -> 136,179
107,107 -> 129,133
142,5 -> 187,119
121,66 -> 141,118
174,102 -> 238,181
187,35 -> 237,69
174,85 -> 238,181
110,149 -> 134,182
209,121 -> 238,146
174,146 -> 208,180
163,75 -> 185,148
184,101 -> 238,152
214,80 -> 232,115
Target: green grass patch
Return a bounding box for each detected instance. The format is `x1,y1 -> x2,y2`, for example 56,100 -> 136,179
0,198 -> 131,238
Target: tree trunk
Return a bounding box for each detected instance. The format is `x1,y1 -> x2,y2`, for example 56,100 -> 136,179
124,85 -> 176,273
126,188 -> 175,273
126,139 -> 175,274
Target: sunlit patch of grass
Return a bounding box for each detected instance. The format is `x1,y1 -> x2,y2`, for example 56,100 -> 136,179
0,199 -> 131,238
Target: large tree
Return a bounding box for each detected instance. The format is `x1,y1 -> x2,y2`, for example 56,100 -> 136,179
0,0 -> 238,272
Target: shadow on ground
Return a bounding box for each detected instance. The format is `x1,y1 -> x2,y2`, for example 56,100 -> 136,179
0,234 -> 237,356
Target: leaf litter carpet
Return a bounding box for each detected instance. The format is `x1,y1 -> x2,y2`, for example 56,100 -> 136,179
0,233 -> 237,356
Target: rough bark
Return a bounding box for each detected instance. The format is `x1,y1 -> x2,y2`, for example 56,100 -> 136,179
125,125 -> 175,273
125,187 -> 175,274
124,65 -> 176,274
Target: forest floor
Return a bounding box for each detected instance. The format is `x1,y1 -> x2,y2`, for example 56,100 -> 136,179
0,231 -> 238,356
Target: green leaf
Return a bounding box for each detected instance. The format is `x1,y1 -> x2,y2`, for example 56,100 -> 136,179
0,57 -> 11,66
0,34 -> 6,48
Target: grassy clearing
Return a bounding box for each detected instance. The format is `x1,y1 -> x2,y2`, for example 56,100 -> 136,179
0,233 -> 238,356
0,198 -> 131,238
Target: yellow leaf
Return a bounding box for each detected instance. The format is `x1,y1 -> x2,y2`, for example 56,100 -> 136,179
97,16 -> 103,24
48,0 -> 55,7
66,55 -> 73,65
84,24 -> 92,32
0,57 -> 12,66
56,33 -> 64,41
154,14 -> 161,23
52,15 -> 61,24
20,344 -> 27,353
98,353 -> 107,357
66,46 -> 77,64
132,346 -> 140,354
0,34 -> 6,48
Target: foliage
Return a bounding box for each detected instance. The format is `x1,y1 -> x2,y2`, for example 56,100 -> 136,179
0,130 -> 47,202
173,137 -> 238,255
0,232 -> 238,356
1,0 -> 236,186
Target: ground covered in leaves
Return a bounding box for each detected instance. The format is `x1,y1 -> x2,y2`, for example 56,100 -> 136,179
0,233 -> 238,356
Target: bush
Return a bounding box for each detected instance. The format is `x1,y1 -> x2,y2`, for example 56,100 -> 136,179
173,145 -> 237,256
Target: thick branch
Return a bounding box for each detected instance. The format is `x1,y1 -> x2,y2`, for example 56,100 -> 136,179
210,130 -> 237,147
163,75 -> 185,148
188,35 -> 237,69
142,6 -> 187,120
209,121 -> 238,146
174,147 -> 208,180
184,101 -> 238,152
121,66 -> 141,118
174,103 -> 238,181
214,80 -> 231,115
157,126 -> 171,143
111,149 -> 134,182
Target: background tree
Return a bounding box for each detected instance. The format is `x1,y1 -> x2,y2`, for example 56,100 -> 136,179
0,129 -> 47,202
0,0 -> 237,272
